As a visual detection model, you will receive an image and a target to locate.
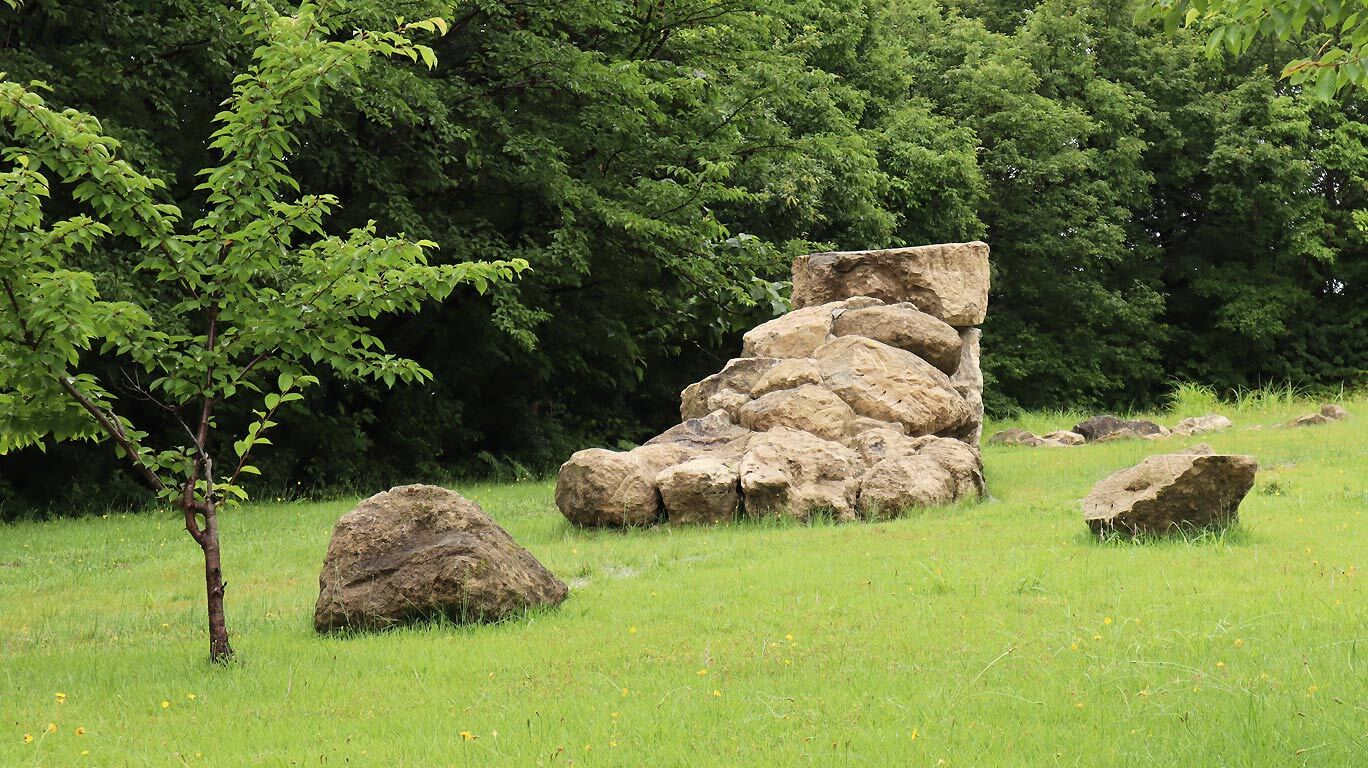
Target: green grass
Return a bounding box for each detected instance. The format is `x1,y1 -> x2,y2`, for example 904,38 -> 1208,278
1,395 -> 1365,766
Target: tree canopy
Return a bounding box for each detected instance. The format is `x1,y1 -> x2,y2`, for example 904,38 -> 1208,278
1,0 -> 1364,517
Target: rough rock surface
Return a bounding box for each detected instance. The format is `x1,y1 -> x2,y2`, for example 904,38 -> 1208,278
949,328 -> 984,443
738,384 -> 857,441
831,303 -> 962,373
1283,403 -> 1350,428
555,449 -> 662,528
739,428 -> 863,522
656,458 -> 740,525
812,336 -> 972,436
556,241 -> 991,527
1083,453 -> 1258,536
1073,415 -> 1167,442
1043,430 -> 1086,446
792,242 -> 990,326
1172,414 -> 1234,436
314,485 -> 567,632
741,297 -> 882,359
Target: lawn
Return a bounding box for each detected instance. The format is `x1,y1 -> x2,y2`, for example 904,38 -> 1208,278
1,394 -> 1364,766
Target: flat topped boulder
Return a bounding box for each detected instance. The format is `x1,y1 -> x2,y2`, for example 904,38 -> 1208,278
1083,453 -> 1258,536
791,242 -> 989,326
314,485 -> 567,632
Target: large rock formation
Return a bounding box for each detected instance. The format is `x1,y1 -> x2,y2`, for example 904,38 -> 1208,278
1083,451 -> 1258,536
556,242 -> 992,526
314,485 -> 568,632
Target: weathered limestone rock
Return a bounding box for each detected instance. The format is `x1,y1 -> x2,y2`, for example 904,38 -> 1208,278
1083,453 -> 1258,536
741,297 -> 883,359
656,458 -> 740,525
1073,415 -> 1167,442
831,303 -> 962,374
1042,430 -> 1086,445
988,428 -> 1039,446
749,359 -> 823,398
560,240 -> 991,527
738,384 -> 857,441
948,327 -> 984,444
739,428 -> 862,522
555,449 -> 662,528
314,485 -> 567,632
1283,403 -> 1350,428
1172,414 -> 1234,436
859,454 -> 956,518
681,357 -> 780,420
813,336 -> 973,436
792,242 -> 990,326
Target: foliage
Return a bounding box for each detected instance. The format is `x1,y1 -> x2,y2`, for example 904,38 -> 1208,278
0,0 -> 1365,515
0,0 -> 524,657
1141,0 -> 1368,97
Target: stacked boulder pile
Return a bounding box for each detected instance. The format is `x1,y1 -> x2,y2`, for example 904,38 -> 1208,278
556,242 -> 992,527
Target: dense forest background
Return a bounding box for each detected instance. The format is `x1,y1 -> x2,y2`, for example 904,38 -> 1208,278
1,0 -> 1364,516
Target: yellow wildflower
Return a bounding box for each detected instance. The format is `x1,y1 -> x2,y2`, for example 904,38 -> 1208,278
1103,617 -> 1113,626
696,669 -> 708,676
161,700 -> 171,709
712,689 -> 721,697
22,734 -> 33,744
459,731 -> 477,741
54,692 -> 67,704
46,723 -> 57,733
186,693 -> 197,700
911,729 -> 919,741
1234,639 -> 1245,648
1216,661 -> 1225,669
75,727 -> 86,736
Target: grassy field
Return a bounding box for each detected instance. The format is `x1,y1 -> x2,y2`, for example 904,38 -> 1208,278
1,393 -> 1365,766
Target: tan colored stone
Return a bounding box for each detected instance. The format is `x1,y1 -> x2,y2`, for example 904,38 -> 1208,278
812,336 -> 971,436
1083,453 -> 1258,536
740,297 -> 884,359
792,242 -> 989,326
680,357 -> 779,420
1172,414 -> 1233,436
831,303 -> 962,374
739,384 -> 857,441
555,449 -> 661,528
656,458 -> 740,525
749,359 -> 823,397
859,454 -> 957,519
739,428 -> 862,522
1042,430 -> 1085,446
948,327 -> 983,445
1321,403 -> 1349,420
314,485 -> 567,632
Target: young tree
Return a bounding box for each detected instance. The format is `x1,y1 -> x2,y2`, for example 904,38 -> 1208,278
1141,0 -> 1368,98
0,1 -> 524,662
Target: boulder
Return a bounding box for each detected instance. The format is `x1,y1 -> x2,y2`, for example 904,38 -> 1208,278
859,454 -> 956,518
791,242 -> 990,326
1286,403 -> 1350,427
656,458 -> 740,525
1042,430 -> 1086,446
988,428 -> 1040,446
831,303 -> 962,374
812,336 -> 973,436
739,428 -> 862,522
948,327 -> 984,445
1321,403 -> 1349,420
314,485 -> 567,632
741,297 -> 883,359
1083,453 -> 1258,536
913,437 -> 987,497
1172,414 -> 1234,436
749,359 -> 823,398
738,384 -> 857,441
1073,415 -> 1167,442
680,357 -> 779,420
555,449 -> 662,528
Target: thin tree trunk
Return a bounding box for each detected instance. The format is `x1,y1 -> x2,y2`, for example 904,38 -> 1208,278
199,502 -> 234,663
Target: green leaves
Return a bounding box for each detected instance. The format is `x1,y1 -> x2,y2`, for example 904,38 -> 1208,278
0,3 -> 521,509
1142,0 -> 1368,98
